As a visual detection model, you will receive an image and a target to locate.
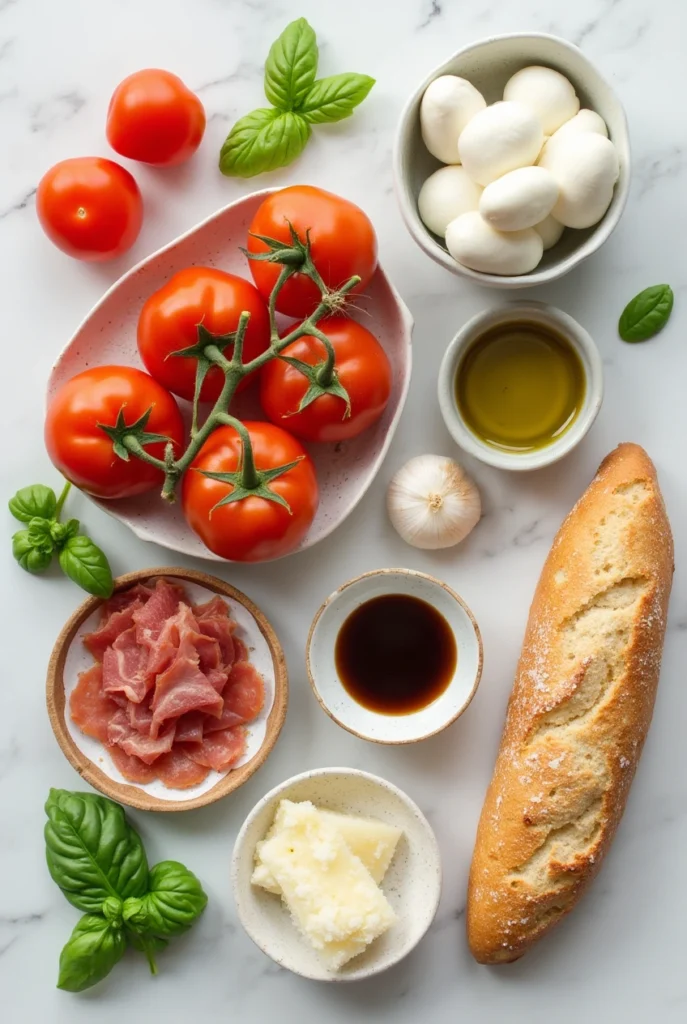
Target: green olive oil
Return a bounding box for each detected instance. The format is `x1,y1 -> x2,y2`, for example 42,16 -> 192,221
455,320 -> 586,453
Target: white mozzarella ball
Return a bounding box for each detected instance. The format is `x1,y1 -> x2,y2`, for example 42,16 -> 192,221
418,166 -> 483,236
533,214 -> 565,250
445,211 -> 543,275
458,101 -> 544,186
539,133 -> 620,228
503,65 -> 580,135
479,166 -> 559,232
420,76 -> 487,164
552,108 -> 608,140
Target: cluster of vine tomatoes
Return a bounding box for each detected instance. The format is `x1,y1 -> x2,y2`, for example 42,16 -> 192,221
45,187 -> 392,562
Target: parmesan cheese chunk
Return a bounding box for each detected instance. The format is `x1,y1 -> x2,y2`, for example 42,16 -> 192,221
255,800 -> 396,970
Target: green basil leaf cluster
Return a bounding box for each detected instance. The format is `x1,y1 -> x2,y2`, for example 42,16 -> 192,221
8,481 -> 114,597
219,17 -> 375,178
618,284 -> 674,342
45,790 -> 208,993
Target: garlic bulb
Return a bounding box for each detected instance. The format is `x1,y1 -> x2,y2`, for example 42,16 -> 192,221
387,455 -> 481,550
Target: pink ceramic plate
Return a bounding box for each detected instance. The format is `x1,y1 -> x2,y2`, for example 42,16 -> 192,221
47,189 -> 413,562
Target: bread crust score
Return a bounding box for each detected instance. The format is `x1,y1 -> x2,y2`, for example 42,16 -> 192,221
467,444 -> 674,964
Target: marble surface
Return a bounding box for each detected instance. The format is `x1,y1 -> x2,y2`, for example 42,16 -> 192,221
1,0 -> 686,1020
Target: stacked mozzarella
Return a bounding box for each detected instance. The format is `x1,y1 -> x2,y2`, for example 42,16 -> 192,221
418,66 -> 620,276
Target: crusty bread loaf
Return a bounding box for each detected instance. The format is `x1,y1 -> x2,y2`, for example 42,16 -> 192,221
467,443 -> 674,964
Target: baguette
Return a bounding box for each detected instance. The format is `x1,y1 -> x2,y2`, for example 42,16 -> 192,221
467,443 -> 674,964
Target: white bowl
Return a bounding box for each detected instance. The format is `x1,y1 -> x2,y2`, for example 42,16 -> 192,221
306,569 -> 482,743
232,767 -> 442,981
437,301 -> 604,471
393,32 -> 631,288
46,189 -> 413,562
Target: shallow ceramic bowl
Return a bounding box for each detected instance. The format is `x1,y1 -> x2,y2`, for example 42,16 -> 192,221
46,567 -> 288,812
47,188 -> 413,561
438,301 -> 604,471
232,767 -> 442,981
393,32 -> 631,288
306,569 -> 482,743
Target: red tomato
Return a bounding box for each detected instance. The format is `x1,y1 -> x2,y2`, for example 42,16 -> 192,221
37,157 -> 143,261
106,69 -> 206,166
246,186 -> 378,319
181,422 -> 318,562
45,366 -> 185,499
137,267 -> 271,402
260,317 -> 392,442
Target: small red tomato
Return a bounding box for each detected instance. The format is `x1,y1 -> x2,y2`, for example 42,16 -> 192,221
106,69 -> 206,166
137,267 -> 271,402
260,317 -> 392,442
37,157 -> 143,261
45,366 -> 185,499
182,422 -> 319,562
247,186 -> 378,318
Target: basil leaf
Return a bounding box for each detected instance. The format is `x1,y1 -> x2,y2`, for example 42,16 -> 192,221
45,790 -> 148,914
264,17 -> 318,110
50,517 -> 80,547
219,108 -> 311,178
619,284 -> 674,342
8,484 -> 57,523
58,535 -> 114,598
57,915 -> 126,993
12,530 -> 53,573
300,73 -> 375,123
126,861 -> 208,938
28,516 -> 56,554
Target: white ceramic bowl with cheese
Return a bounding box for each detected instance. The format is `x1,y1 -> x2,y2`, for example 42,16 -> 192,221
232,768 -> 442,982
393,33 -> 631,288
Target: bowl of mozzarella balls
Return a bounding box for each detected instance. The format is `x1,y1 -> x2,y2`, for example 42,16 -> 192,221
393,33 -> 630,286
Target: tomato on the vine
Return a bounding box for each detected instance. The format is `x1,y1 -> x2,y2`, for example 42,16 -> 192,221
181,422 -> 318,562
137,267 -> 272,402
260,317 -> 392,442
246,186 -> 378,318
106,69 -> 206,166
37,157 -> 143,261
45,366 -> 185,499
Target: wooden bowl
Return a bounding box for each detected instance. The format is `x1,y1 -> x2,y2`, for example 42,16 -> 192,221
46,567 -> 288,812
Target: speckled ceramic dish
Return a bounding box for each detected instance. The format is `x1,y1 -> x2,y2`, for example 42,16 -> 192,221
46,188 -> 413,562
46,567 -> 288,812
232,767 -> 442,981
306,569 -> 482,743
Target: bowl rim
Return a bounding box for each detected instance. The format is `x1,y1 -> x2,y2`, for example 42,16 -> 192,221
46,567 -> 288,812
46,187 -> 415,562
305,567 -> 483,744
437,300 -> 604,471
231,765 -> 443,981
392,30 -> 631,288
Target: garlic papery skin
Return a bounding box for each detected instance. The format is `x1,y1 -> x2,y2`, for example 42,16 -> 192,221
387,455 -> 481,550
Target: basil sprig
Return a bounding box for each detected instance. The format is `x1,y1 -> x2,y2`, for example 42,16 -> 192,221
45,790 -> 208,993
619,284 -> 674,342
219,17 -> 374,178
8,480 -> 113,597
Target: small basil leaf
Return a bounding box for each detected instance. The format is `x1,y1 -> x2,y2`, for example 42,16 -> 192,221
264,17 -> 318,110
126,861 -> 208,938
57,914 -> 126,993
300,73 -> 375,123
12,530 -> 53,573
28,517 -> 56,554
101,896 -> 124,926
8,484 -> 57,523
58,535 -> 114,598
619,284 -> 674,342
45,790 -> 148,914
219,108 -> 311,178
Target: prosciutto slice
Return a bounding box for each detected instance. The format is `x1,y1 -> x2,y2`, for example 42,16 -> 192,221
100,582 -> 154,618
154,748 -> 210,789
194,596 -> 236,667
109,744 -> 157,784
69,665 -> 119,742
102,626 -> 150,703
183,725 -> 247,771
174,712 -> 205,744
133,578 -> 184,649
220,661 -> 265,723
128,697 -> 154,735
83,602 -> 142,662
150,637 -> 223,738
107,709 -> 176,764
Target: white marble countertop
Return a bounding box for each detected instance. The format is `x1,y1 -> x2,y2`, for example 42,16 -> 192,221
1,0 -> 686,1020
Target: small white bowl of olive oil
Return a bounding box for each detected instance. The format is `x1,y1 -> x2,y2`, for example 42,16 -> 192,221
438,301 -> 603,471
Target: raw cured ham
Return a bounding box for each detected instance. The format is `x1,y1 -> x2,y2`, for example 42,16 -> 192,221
70,578 -> 267,790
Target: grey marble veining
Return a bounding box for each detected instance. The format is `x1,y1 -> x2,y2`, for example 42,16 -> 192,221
1,0 -> 686,1021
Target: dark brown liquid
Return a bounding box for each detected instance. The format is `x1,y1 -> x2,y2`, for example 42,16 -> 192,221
334,594 -> 457,715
